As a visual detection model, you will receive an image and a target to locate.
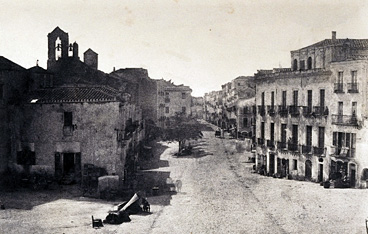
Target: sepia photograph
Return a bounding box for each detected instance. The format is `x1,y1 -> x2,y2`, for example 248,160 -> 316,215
0,0 -> 368,233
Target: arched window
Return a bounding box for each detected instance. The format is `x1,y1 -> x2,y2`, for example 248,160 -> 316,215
293,59 -> 298,71
307,57 -> 312,70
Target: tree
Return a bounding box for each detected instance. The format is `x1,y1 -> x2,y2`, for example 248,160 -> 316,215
162,113 -> 203,155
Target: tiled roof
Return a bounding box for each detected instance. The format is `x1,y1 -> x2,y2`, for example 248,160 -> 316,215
28,86 -> 120,104
0,56 -> 25,71
297,39 -> 368,51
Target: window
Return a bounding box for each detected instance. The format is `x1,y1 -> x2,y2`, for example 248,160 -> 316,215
271,91 -> 274,107
293,59 -> 298,71
281,124 -> 287,143
182,107 -> 186,113
243,118 -> 248,127
306,126 -> 312,146
261,92 -> 265,106
292,125 -> 298,144
318,127 -> 325,148
300,60 -> 305,70
307,90 -> 312,110
351,71 -> 357,83
182,92 -> 186,99
165,107 -> 169,113
165,92 -> 169,96
282,91 -> 287,107
307,57 -> 312,70
270,123 -> 274,143
320,89 -> 325,107
293,90 -> 298,106
352,102 -> 357,116
293,159 -> 298,170
261,122 -> 265,139
64,112 -> 73,126
338,71 -> 344,83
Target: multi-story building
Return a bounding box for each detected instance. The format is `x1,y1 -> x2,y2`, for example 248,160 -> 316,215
157,79 -> 192,128
191,96 -> 204,119
204,90 -> 222,125
255,31 -> 368,188
236,97 -> 256,143
218,76 -> 255,132
12,86 -> 144,183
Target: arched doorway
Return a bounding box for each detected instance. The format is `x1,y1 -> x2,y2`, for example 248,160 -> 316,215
305,160 -> 312,180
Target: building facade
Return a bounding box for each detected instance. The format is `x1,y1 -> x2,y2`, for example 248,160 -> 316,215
255,32 -> 368,188
157,79 -> 192,128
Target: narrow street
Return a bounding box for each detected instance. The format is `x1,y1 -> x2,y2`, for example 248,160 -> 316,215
1,122 -> 368,233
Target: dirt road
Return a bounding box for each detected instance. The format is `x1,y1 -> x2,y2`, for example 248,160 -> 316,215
1,123 -> 368,233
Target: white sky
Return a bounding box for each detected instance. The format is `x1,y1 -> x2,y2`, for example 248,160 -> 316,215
1,0 -> 368,96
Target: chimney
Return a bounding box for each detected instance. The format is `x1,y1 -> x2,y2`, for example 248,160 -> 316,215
332,31 -> 336,40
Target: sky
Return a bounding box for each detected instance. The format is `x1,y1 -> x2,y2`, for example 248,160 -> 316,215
1,0 -> 368,96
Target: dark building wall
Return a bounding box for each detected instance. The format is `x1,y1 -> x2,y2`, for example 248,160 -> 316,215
0,69 -> 28,173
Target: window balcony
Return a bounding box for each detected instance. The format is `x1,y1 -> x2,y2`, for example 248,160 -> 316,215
267,140 -> 275,149
278,105 -> 288,117
313,146 -> 325,156
331,114 -> 358,126
288,105 -> 300,117
347,83 -> 359,93
302,106 -> 312,117
267,105 -> 276,117
313,106 -> 329,117
258,105 -> 266,117
331,146 -> 355,158
334,83 -> 344,93
257,138 -> 265,145
288,143 -> 299,152
277,141 -> 287,150
302,145 -> 312,154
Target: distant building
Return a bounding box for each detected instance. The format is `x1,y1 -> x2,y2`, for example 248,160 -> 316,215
157,79 -> 192,128
255,31 -> 368,188
191,96 -> 204,119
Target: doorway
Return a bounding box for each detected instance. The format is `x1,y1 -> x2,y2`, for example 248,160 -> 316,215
318,164 -> 323,182
63,153 -> 75,174
349,164 -> 356,188
305,160 -> 312,180
269,154 -> 275,175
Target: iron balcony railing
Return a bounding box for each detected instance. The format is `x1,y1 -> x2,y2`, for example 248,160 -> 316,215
302,145 -> 312,154
313,106 -> 329,116
302,106 -> 312,117
347,83 -> 359,93
267,140 -> 275,149
313,146 -> 325,156
288,143 -> 299,152
277,141 -> 287,150
331,146 -> 355,158
278,105 -> 288,117
288,105 -> 300,117
258,105 -> 266,117
267,105 -> 276,116
334,83 -> 344,93
331,114 -> 358,126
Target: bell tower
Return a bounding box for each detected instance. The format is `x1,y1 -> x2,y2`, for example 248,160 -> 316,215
47,27 -> 69,70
